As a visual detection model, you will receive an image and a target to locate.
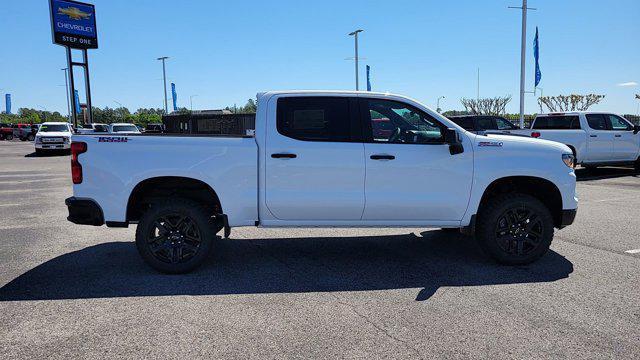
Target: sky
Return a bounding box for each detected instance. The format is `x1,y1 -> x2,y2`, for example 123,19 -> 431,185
1,0 -> 639,115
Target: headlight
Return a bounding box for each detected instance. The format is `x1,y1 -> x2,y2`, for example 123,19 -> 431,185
35,137 -> 42,144
64,137 -> 70,143
562,154 -> 575,168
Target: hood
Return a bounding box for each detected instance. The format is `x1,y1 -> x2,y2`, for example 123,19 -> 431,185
474,133 -> 572,154
36,131 -> 72,137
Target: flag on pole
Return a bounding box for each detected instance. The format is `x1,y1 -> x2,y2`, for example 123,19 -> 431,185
171,83 -> 178,111
5,94 -> 10,114
366,65 -> 372,91
73,90 -> 81,114
533,26 -> 541,87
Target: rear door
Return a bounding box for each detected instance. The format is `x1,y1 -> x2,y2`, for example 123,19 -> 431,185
264,96 -> 365,220
359,98 -> 473,221
584,114 -> 614,162
607,114 -> 639,161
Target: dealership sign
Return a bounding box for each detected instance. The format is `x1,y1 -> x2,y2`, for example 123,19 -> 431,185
49,0 -> 97,49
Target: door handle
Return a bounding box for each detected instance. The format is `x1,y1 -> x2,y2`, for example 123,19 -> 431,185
614,134 -> 622,137
370,154 -> 395,160
271,153 -> 297,159
590,135 -> 598,138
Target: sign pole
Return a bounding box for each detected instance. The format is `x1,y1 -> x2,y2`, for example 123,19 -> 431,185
66,46 -> 78,129
83,49 -> 93,124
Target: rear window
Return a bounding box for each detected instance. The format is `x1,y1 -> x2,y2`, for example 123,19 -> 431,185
112,125 -> 138,132
277,97 -> 352,142
533,116 -> 581,129
93,124 -> 109,132
450,117 -> 474,131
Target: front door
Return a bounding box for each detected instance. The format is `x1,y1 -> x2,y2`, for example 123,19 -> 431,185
607,114 -> 639,161
359,98 -> 473,221
264,96 -> 365,221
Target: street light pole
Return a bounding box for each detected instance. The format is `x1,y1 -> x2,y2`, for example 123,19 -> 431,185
62,68 -> 71,123
437,96 -> 445,113
190,95 -> 198,112
348,29 -> 363,91
509,0 -> 536,129
114,100 -> 123,121
157,56 -> 169,114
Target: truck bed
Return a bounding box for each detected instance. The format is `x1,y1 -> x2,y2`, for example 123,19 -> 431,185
71,134 -> 259,226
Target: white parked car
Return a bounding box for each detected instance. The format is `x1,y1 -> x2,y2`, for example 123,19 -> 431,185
35,122 -> 73,154
77,123 -> 110,134
65,91 -> 578,273
109,123 -> 141,134
512,112 -> 640,169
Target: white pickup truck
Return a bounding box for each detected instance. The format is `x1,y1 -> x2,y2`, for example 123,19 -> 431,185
65,91 -> 578,273
513,112 -> 640,169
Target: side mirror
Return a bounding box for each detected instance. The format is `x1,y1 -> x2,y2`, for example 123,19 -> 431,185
634,125 -> 640,134
444,128 -> 464,155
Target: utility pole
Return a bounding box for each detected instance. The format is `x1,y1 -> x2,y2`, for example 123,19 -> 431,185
348,29 -> 363,91
509,0 -> 536,129
190,95 -> 198,112
437,96 -> 445,113
477,67 -> 480,102
157,56 -> 169,114
62,68 -> 71,123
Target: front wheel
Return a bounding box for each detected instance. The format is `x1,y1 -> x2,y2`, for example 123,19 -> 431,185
475,193 -> 554,265
27,134 -> 35,141
135,198 -> 216,274
5,134 -> 13,140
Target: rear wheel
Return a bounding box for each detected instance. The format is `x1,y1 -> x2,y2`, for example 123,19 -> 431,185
476,193 -> 554,265
135,198 -> 216,273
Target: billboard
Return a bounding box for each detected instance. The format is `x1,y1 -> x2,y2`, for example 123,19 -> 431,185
49,0 -> 98,49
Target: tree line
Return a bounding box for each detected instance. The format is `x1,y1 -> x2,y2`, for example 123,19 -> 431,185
0,99 -> 258,125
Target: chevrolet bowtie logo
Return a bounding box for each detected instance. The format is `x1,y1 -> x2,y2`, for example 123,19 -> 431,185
57,6 -> 92,20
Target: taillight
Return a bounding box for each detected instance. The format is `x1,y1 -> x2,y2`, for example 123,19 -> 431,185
71,142 -> 87,184
531,132 -> 541,138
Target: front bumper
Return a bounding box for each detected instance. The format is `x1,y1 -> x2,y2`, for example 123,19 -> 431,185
65,197 -> 104,226
36,143 -> 71,150
559,208 -> 577,229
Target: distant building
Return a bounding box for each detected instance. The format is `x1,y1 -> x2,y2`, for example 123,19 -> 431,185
162,109 -> 255,135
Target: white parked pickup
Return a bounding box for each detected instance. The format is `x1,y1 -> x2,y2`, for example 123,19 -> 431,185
512,112 -> 640,169
65,91 -> 578,273
34,122 -> 73,154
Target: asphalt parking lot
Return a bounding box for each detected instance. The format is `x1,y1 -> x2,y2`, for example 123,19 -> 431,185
0,140 -> 639,359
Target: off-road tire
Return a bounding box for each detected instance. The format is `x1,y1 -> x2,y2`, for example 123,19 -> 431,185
476,193 -> 554,265
135,198 -> 217,274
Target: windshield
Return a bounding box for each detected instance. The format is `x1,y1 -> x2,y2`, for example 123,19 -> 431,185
112,125 -> 138,132
39,124 -> 69,132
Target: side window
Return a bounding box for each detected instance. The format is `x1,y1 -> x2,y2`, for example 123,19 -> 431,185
476,118 -> 496,131
495,118 -> 516,130
277,97 -> 352,142
363,99 -> 444,144
607,115 -> 632,131
586,114 -> 607,130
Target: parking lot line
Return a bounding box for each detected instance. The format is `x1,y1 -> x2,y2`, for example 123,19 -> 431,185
624,249 -> 640,254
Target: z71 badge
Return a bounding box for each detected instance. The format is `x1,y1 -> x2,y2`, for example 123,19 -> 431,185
98,137 -> 129,143
478,141 -> 503,147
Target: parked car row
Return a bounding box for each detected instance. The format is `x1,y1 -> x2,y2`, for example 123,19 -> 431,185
0,123 -> 39,141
